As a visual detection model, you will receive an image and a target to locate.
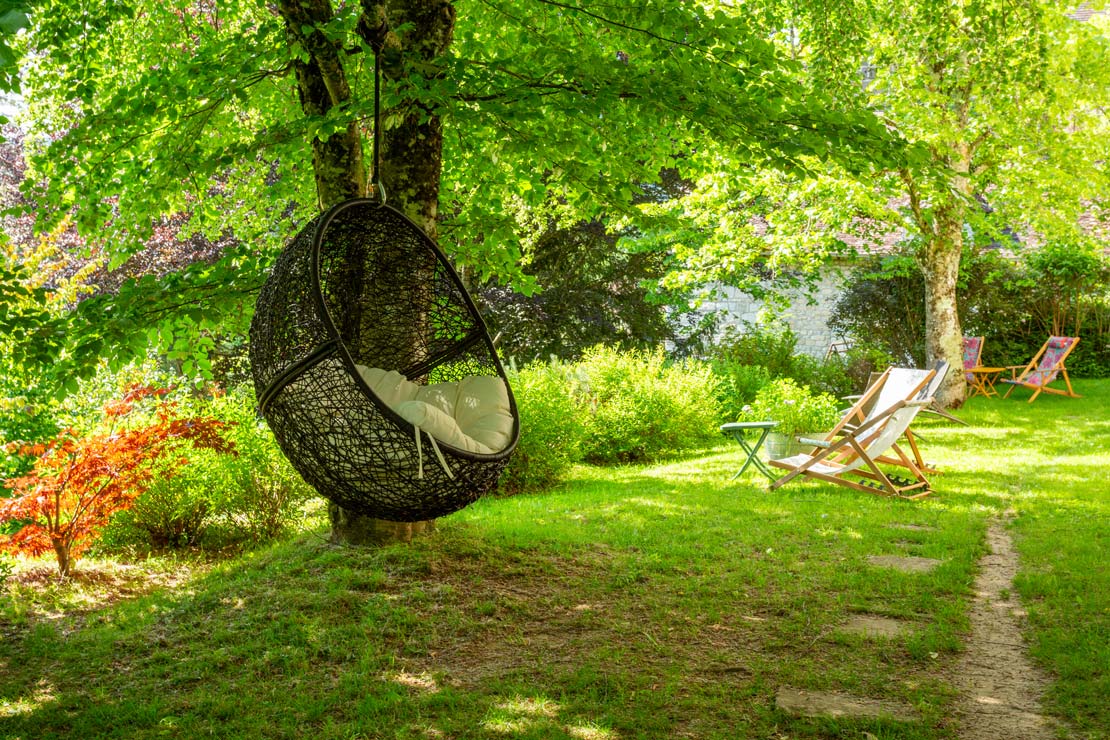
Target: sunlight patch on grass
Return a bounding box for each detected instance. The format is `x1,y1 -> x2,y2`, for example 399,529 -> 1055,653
495,695 -> 560,717
816,527 -> 864,539
567,722 -> 618,739
0,679 -> 55,718
479,696 -> 617,739
481,697 -> 560,734
386,670 -> 441,694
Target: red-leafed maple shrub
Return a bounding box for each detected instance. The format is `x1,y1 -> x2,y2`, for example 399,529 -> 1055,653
0,385 -> 236,576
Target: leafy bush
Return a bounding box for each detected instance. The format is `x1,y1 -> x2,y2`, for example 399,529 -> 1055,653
207,389 -> 314,543
573,346 -> 722,464
739,378 -> 841,436
107,386 -> 313,550
124,473 -> 211,548
708,321 -> 863,400
0,386 -> 235,576
712,322 -> 800,378
499,361 -> 588,494
710,361 -> 771,425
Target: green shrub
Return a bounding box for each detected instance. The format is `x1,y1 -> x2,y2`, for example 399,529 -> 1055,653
573,346 -> 722,464
499,361 -> 588,494
121,461 -> 214,548
712,322 -> 800,377
710,361 -> 771,425
707,321 -> 867,401
105,387 -> 313,549
739,378 -> 842,437
198,388 -> 314,544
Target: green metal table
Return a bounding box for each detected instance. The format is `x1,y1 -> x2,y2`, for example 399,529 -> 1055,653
720,420 -> 779,482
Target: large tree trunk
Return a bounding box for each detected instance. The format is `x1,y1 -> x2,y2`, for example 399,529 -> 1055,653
278,0 -> 454,545
920,215 -> 967,408
277,0 -> 367,209
906,140 -> 972,409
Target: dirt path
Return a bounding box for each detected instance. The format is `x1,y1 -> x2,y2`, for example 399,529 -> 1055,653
956,516 -> 1058,740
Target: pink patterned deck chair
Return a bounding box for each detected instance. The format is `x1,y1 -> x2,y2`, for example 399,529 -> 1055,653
1000,336 -> 1080,403
962,336 -> 984,383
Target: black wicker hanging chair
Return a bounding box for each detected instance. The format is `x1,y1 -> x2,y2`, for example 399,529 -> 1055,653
249,198 -> 520,522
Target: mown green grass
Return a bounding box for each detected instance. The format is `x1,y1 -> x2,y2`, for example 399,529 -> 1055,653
0,379 -> 1106,739
955,380 -> 1110,738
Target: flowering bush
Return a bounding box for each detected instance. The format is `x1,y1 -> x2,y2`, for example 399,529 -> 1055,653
739,378 -> 841,437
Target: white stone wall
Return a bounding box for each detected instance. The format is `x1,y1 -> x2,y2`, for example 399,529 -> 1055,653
700,268 -> 850,358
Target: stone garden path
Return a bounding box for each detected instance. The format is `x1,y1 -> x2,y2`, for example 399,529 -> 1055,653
775,516 -> 1060,739
953,516 -> 1056,739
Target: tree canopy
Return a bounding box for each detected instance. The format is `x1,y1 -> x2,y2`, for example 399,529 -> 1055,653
2,0 -> 921,385
645,0 -> 1109,404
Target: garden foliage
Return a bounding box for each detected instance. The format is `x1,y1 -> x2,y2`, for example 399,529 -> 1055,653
738,378 -> 842,437
833,246 -> 1110,377
108,386 -> 313,549
499,361 -> 587,495
0,386 -> 235,576
497,347 -> 728,492
572,346 -> 721,464
708,322 -> 888,406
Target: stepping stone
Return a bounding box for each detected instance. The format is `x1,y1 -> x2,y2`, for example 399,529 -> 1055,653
888,523 -> 938,532
839,614 -> 914,638
867,554 -> 943,573
776,687 -> 918,723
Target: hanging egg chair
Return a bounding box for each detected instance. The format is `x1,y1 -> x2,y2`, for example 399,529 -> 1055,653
249,198 -> 520,522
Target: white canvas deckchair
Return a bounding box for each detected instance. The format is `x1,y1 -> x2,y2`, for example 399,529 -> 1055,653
771,380 -> 937,499
829,362 -> 947,474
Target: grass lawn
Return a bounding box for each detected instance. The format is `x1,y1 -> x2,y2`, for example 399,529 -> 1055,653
1,379 -> 1107,739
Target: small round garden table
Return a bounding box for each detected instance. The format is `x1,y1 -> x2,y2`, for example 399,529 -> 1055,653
967,366 -> 1006,398
720,420 -> 779,483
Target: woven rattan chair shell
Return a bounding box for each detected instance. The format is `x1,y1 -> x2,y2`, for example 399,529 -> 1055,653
249,199 -> 519,522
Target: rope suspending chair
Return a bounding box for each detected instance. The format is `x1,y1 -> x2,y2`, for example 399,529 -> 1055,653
249,33 -> 519,522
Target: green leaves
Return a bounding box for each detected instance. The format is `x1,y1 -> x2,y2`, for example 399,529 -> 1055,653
0,0 -> 30,95
11,0 -> 1072,396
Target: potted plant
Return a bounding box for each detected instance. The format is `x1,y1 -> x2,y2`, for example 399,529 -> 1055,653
738,378 -> 842,459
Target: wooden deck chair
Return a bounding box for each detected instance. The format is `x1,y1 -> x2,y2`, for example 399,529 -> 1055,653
835,362 -> 949,473
962,336 -> 984,384
1000,336 -> 1081,403
770,394 -> 935,500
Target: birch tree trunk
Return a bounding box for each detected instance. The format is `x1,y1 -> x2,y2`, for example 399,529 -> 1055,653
920,209 -> 967,408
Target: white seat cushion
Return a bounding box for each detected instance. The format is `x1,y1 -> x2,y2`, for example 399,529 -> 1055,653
355,365 -> 514,454
395,400 -> 495,455
356,366 -> 418,408
454,375 -> 514,451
